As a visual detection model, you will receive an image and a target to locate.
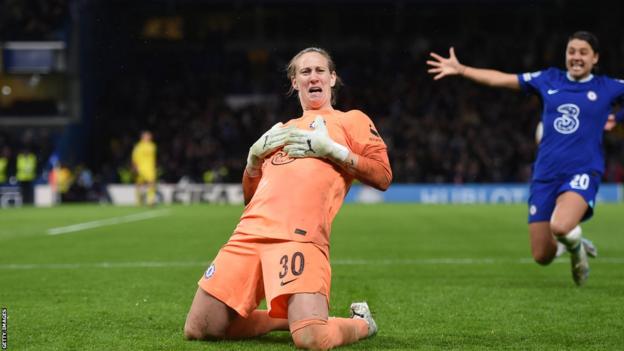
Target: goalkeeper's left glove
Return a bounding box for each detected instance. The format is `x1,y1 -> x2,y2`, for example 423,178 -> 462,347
284,116 -> 349,161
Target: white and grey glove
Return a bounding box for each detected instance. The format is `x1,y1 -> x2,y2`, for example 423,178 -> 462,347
247,122 -> 294,175
283,116 -> 349,161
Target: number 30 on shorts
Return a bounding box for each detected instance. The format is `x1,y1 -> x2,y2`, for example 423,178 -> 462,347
569,173 -> 590,190
279,252 -> 305,279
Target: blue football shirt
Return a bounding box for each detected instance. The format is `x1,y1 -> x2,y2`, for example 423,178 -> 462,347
518,68 -> 624,180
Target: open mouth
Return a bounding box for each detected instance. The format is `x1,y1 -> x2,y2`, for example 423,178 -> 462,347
569,61 -> 584,70
309,87 -> 322,93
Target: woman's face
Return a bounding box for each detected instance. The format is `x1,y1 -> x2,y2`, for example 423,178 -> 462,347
291,52 -> 336,110
566,38 -> 598,80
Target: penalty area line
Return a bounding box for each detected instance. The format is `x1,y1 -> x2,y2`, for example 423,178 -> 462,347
46,209 -> 171,235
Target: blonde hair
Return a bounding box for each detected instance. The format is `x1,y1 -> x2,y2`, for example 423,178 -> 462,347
286,47 -> 343,105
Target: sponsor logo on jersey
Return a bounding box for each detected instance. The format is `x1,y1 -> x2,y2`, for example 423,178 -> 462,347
587,91 -> 597,101
271,151 -> 296,165
547,89 -> 559,95
553,103 -> 580,134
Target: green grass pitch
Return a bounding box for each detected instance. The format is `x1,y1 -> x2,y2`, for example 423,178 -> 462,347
1,203 -> 624,350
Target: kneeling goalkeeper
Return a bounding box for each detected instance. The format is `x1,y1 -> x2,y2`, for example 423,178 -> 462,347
184,47 -> 392,350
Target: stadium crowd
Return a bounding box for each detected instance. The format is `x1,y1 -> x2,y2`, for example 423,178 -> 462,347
2,1 -> 624,196
0,0 -> 68,41
93,35 -> 624,185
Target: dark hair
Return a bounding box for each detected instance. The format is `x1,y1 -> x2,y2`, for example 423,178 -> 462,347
286,47 -> 343,105
568,31 -> 600,54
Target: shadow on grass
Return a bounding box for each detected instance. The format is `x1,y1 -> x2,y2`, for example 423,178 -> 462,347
185,332 -> 295,350
186,333 -> 416,350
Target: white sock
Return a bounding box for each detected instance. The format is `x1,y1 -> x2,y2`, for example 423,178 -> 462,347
556,225 -> 582,251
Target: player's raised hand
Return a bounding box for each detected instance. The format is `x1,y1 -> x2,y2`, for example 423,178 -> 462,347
427,47 -> 464,80
604,114 -> 617,131
284,116 -> 349,161
247,122 -> 295,174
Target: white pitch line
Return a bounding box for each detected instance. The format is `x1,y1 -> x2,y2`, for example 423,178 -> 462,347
46,209 -> 170,235
2,257 -> 624,270
333,258 -> 624,265
0,261 -> 204,270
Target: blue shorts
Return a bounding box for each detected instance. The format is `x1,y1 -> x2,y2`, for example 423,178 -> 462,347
527,172 -> 601,223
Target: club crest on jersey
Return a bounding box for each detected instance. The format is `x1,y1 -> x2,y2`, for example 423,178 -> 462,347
529,205 -> 537,216
553,103 -> 580,134
309,117 -> 326,129
205,263 -> 216,279
587,91 -> 597,101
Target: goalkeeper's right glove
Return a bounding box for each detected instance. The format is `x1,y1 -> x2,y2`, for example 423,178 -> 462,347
283,116 -> 349,162
246,122 -> 294,176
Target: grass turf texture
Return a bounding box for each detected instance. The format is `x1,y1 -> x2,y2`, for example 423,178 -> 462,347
1,203 -> 624,350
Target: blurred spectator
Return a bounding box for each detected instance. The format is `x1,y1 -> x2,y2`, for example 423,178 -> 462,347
0,0 -> 68,41
0,147 -> 9,184
56,163 -> 72,200
16,147 -> 37,203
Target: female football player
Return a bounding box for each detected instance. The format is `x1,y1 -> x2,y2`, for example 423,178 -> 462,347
427,31 -> 624,286
184,47 -> 392,349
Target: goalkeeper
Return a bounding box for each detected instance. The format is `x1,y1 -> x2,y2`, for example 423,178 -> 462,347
185,47 -> 392,350
131,130 -> 157,206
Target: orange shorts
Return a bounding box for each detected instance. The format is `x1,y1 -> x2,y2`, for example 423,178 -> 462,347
198,233 -> 331,319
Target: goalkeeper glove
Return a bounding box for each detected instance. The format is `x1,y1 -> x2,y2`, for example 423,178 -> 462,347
284,116 -> 349,161
247,122 -> 294,175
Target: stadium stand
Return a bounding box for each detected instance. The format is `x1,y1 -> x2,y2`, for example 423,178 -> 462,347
1,0 -> 624,201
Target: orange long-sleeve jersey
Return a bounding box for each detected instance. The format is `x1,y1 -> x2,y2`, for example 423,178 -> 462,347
235,109 -> 392,252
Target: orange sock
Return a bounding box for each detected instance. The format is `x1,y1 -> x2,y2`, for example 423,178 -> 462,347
225,310 -> 288,339
290,317 -> 368,349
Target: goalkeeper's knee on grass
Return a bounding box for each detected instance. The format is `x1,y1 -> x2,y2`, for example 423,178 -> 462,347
289,317 -> 369,350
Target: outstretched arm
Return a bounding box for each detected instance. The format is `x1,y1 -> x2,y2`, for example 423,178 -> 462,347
427,47 -> 521,90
